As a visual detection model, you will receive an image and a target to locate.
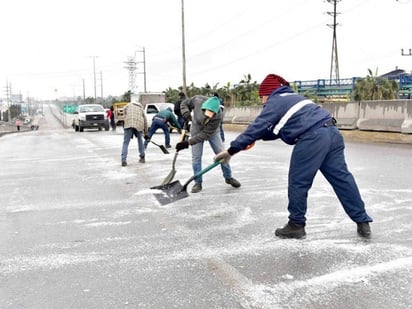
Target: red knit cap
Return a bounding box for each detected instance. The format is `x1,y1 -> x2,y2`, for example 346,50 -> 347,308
258,74 -> 290,97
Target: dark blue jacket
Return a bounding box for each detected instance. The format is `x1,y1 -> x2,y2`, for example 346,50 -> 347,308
229,86 -> 331,154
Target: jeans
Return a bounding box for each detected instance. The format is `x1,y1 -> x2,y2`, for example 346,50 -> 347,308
191,131 -> 232,184
177,115 -> 185,129
144,118 -> 171,147
219,123 -> 225,142
121,128 -> 145,161
288,126 -> 373,225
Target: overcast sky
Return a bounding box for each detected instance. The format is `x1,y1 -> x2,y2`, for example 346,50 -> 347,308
1,0 -> 411,100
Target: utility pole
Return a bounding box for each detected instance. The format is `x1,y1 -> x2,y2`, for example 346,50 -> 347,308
90,56 -> 98,103
4,81 -> 11,122
82,79 -> 86,103
181,0 -> 187,96
327,0 -> 341,84
136,47 -> 147,93
100,71 -> 103,104
134,47 -> 147,92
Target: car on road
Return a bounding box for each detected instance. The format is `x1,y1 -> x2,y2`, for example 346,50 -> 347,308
72,104 -> 109,132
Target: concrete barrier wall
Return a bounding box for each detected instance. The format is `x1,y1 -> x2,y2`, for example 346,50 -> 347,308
319,102 -> 359,130
357,100 -> 407,133
225,100 -> 412,134
223,106 -> 262,124
401,100 -> 412,133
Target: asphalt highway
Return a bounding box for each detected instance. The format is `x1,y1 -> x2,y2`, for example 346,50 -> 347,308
0,106 -> 411,308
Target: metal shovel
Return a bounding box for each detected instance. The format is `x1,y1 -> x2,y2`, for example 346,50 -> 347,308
161,128 -> 187,185
150,140 -> 169,154
150,160 -> 221,205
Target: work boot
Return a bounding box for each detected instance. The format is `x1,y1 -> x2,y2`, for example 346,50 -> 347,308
191,183 -> 202,193
121,161 -> 127,167
225,177 -> 241,188
275,222 -> 306,239
357,222 -> 371,237
139,156 -> 145,163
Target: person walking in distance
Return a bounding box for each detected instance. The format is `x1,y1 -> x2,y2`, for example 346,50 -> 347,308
109,105 -> 116,131
121,101 -> 148,166
215,73 -> 373,239
176,95 -> 241,193
15,118 -> 21,131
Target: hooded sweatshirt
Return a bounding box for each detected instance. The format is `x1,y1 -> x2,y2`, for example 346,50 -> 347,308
180,95 -> 223,145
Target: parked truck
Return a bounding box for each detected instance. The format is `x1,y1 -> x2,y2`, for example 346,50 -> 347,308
131,92 -> 166,105
112,102 -> 128,126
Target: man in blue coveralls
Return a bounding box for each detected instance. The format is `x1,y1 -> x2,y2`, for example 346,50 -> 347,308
215,73 -> 373,239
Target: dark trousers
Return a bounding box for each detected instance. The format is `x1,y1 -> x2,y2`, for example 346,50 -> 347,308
144,118 -> 171,147
288,126 -> 373,225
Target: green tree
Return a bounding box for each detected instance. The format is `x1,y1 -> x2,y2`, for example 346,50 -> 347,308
163,73 -> 260,107
230,74 -> 260,106
120,91 -> 132,102
353,68 -> 398,101
84,97 -> 95,104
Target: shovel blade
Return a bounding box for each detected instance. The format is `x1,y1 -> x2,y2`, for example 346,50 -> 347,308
161,169 -> 176,185
150,180 -> 189,205
151,141 -> 169,154
161,151 -> 179,185
159,145 -> 169,154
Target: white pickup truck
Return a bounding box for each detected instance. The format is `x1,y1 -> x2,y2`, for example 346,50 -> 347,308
72,104 -> 109,132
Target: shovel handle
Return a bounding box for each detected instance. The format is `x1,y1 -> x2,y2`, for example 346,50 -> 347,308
178,129 -> 187,143
182,160 -> 222,190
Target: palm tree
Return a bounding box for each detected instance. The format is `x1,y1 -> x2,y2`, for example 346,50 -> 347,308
353,68 -> 398,101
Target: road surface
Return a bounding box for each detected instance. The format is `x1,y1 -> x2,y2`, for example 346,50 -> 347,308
0,105 -> 411,308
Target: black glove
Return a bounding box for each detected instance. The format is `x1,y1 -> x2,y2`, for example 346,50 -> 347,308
175,141 -> 189,152
182,112 -> 192,122
144,135 -> 149,140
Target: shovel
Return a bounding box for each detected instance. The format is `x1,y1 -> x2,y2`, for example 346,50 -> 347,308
150,160 -> 221,205
150,140 -> 169,154
161,128 -> 187,185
